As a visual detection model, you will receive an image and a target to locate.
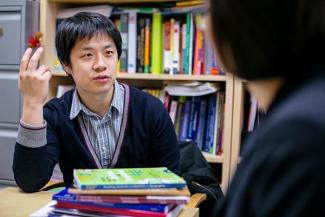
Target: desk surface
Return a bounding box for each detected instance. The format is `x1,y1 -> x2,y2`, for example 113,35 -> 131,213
0,187 -> 198,217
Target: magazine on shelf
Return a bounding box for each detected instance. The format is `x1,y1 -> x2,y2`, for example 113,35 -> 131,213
165,82 -> 220,96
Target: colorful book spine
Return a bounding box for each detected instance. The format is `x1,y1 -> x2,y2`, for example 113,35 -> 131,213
175,96 -> 186,137
144,17 -> 151,73
128,10 -> 137,73
187,96 -> 201,141
203,93 -> 217,153
196,96 -> 208,149
151,12 -> 163,74
168,96 -> 178,124
163,20 -> 171,74
179,97 -> 191,141
169,18 -> 175,75
136,17 -> 145,73
187,13 -> 194,75
119,13 -> 128,73
181,22 -> 187,74
193,18 -> 204,75
172,20 -> 180,74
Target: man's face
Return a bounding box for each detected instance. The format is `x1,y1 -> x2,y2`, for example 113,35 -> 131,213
65,33 -> 118,97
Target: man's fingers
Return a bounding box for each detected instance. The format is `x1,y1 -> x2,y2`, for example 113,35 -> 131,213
27,47 -> 44,72
20,48 -> 33,73
38,65 -> 50,74
40,70 -> 52,81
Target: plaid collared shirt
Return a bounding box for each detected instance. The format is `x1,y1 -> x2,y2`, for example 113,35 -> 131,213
70,82 -> 125,168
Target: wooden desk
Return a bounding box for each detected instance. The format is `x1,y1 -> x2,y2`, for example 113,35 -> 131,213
0,187 -> 52,217
0,187 -> 198,217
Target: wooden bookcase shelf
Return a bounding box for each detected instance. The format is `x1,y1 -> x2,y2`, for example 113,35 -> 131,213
40,0 -> 237,192
53,71 -> 226,82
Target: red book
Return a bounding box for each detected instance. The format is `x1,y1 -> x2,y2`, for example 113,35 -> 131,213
56,201 -> 166,217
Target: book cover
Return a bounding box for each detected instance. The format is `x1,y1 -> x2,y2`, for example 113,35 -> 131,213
69,186 -> 191,196
73,167 -> 186,190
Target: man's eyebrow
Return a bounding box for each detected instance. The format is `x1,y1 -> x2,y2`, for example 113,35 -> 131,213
80,44 -> 114,51
103,44 -> 114,49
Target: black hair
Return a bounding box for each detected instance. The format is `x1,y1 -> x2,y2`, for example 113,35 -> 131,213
209,0 -> 325,80
55,11 -> 122,67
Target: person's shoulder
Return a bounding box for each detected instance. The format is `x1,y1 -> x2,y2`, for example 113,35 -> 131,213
272,74 -> 325,128
44,89 -> 74,112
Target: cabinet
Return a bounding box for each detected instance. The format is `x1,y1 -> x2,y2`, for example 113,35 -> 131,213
0,0 -> 39,184
40,0 -> 236,191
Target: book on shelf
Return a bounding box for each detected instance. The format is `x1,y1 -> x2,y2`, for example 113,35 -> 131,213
151,12 -> 163,74
52,4 -> 223,75
143,83 -> 225,154
73,167 -> 187,190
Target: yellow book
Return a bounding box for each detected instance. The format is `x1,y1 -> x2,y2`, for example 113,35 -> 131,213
151,12 -> 163,74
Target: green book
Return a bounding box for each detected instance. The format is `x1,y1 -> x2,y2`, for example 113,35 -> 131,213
73,167 -> 186,190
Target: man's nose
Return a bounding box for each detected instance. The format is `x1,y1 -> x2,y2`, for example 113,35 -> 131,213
93,55 -> 107,71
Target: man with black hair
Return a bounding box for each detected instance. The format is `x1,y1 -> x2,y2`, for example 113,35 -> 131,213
13,12 -> 179,193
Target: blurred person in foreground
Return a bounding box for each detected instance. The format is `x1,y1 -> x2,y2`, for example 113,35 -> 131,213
206,0 -> 325,216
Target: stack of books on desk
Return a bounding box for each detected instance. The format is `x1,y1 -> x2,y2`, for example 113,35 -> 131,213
46,167 -> 190,217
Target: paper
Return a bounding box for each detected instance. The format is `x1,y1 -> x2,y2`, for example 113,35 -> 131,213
165,82 -> 220,96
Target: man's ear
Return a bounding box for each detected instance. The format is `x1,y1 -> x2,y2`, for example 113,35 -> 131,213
63,64 -> 72,76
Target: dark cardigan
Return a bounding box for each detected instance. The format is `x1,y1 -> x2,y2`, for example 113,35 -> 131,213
13,84 -> 180,192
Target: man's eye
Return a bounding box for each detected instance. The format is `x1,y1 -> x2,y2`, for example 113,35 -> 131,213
106,50 -> 114,55
81,53 -> 92,58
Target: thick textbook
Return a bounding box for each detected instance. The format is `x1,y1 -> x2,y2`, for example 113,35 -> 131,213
54,188 -> 189,205
55,201 -> 183,217
73,167 -> 186,190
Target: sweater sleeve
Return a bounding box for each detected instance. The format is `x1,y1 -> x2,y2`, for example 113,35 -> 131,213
12,105 -> 61,193
146,96 -> 180,175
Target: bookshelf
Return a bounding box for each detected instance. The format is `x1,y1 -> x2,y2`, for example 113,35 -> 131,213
231,78 -> 260,180
40,0 -> 235,192
230,78 -> 245,179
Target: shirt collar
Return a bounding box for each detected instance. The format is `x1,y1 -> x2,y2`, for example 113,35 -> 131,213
69,81 -> 124,120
